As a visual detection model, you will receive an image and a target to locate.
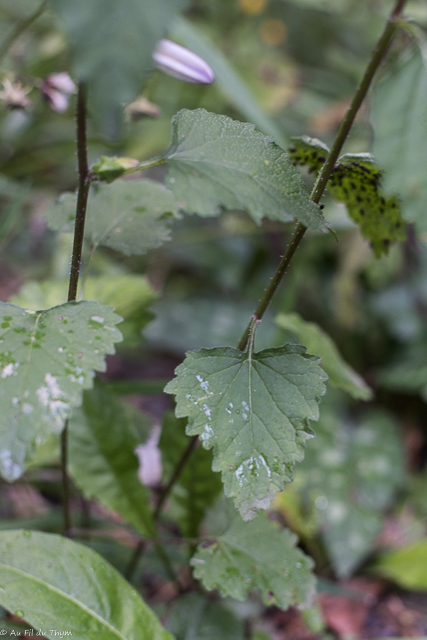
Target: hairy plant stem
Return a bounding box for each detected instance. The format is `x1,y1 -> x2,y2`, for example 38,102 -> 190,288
0,0 -> 48,64
61,84 -> 90,537
142,0 -> 409,550
237,0 -> 408,351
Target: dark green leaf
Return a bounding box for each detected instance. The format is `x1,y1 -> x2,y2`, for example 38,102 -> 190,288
276,312 -> 372,400
191,510 -> 315,609
0,301 -> 122,480
47,180 -> 179,256
289,136 -> 405,256
165,593 -> 244,640
372,47 -> 427,232
159,412 -> 222,538
69,383 -> 156,537
162,109 -> 326,230
0,530 -> 172,640
52,0 -> 189,137
165,343 -> 327,520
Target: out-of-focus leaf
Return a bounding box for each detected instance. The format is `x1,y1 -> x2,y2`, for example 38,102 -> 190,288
159,412 -> 222,538
191,510 -> 315,609
0,301 -> 122,480
0,530 -> 173,640
165,343 -> 327,520
165,593 -> 244,640
69,383 -> 155,537
162,109 -> 326,230
371,539 -> 427,591
46,180 -> 178,256
290,137 -> 405,256
372,46 -> 427,232
294,406 -> 405,577
173,18 -> 288,148
276,312 -> 372,400
52,0 -> 189,137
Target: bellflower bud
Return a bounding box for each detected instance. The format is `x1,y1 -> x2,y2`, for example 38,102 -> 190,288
42,72 -> 76,113
153,39 -> 215,84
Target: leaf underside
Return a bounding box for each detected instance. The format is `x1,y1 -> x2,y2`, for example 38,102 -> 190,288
0,301 -> 122,480
289,136 -> 406,256
163,109 -> 327,231
165,344 -> 327,520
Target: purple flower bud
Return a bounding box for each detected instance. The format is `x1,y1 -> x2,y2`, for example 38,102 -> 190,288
153,39 -> 215,85
44,72 -> 76,95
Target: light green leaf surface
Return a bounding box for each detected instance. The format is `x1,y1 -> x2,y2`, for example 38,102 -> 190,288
162,109 -> 326,230
47,180 -> 178,256
165,593 -> 244,640
0,301 -> 122,481
0,530 -> 172,640
298,406 -> 405,577
69,383 -> 156,537
165,344 -> 327,520
52,0 -> 188,137
372,539 -> 427,591
173,18 -> 288,148
372,46 -> 427,232
276,312 -> 372,400
290,137 -> 405,256
159,413 -> 222,538
191,511 -> 315,609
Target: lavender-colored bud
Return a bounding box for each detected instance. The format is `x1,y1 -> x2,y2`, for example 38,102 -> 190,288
42,88 -> 70,112
153,39 -> 214,84
44,72 -> 76,95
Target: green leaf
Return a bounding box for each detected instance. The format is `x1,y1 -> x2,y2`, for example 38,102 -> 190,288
289,136 -> 406,256
159,413 -> 222,538
165,343 -> 327,520
372,46 -> 427,232
173,18 -> 288,149
191,510 -> 315,609
276,312 -> 372,400
162,109 -> 326,230
298,406 -> 405,577
372,539 -> 427,591
69,383 -> 156,537
165,593 -> 244,640
0,530 -> 173,640
52,0 -> 188,137
0,301 -> 122,481
47,180 -> 178,256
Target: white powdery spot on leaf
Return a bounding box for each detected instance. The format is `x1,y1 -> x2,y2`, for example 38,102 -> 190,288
1,362 -> 19,378
36,373 -> 71,428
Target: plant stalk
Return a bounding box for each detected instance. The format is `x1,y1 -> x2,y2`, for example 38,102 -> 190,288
61,84 -> 90,537
237,0 -> 408,351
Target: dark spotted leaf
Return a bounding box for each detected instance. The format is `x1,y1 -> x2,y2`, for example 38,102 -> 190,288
289,137 -> 406,256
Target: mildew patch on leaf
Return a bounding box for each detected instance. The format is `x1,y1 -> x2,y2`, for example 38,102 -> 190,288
0,301 -> 122,480
289,136 -> 406,256
165,344 -> 327,520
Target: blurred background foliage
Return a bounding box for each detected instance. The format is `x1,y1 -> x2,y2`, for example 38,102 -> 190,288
2,0 -> 427,638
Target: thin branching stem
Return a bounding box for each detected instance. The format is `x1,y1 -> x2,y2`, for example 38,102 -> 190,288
61,84 -> 90,537
237,0 -> 408,351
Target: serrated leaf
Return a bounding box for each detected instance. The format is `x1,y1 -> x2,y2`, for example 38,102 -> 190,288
159,413 -> 222,537
276,312 -> 372,400
47,180 -> 178,256
372,46 -> 427,232
162,109 -> 326,230
165,593 -> 244,640
297,407 -> 405,577
52,0 -> 188,137
69,383 -> 156,537
165,344 -> 327,520
191,511 -> 315,609
289,137 -> 406,256
0,530 -> 172,640
0,301 -> 122,480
